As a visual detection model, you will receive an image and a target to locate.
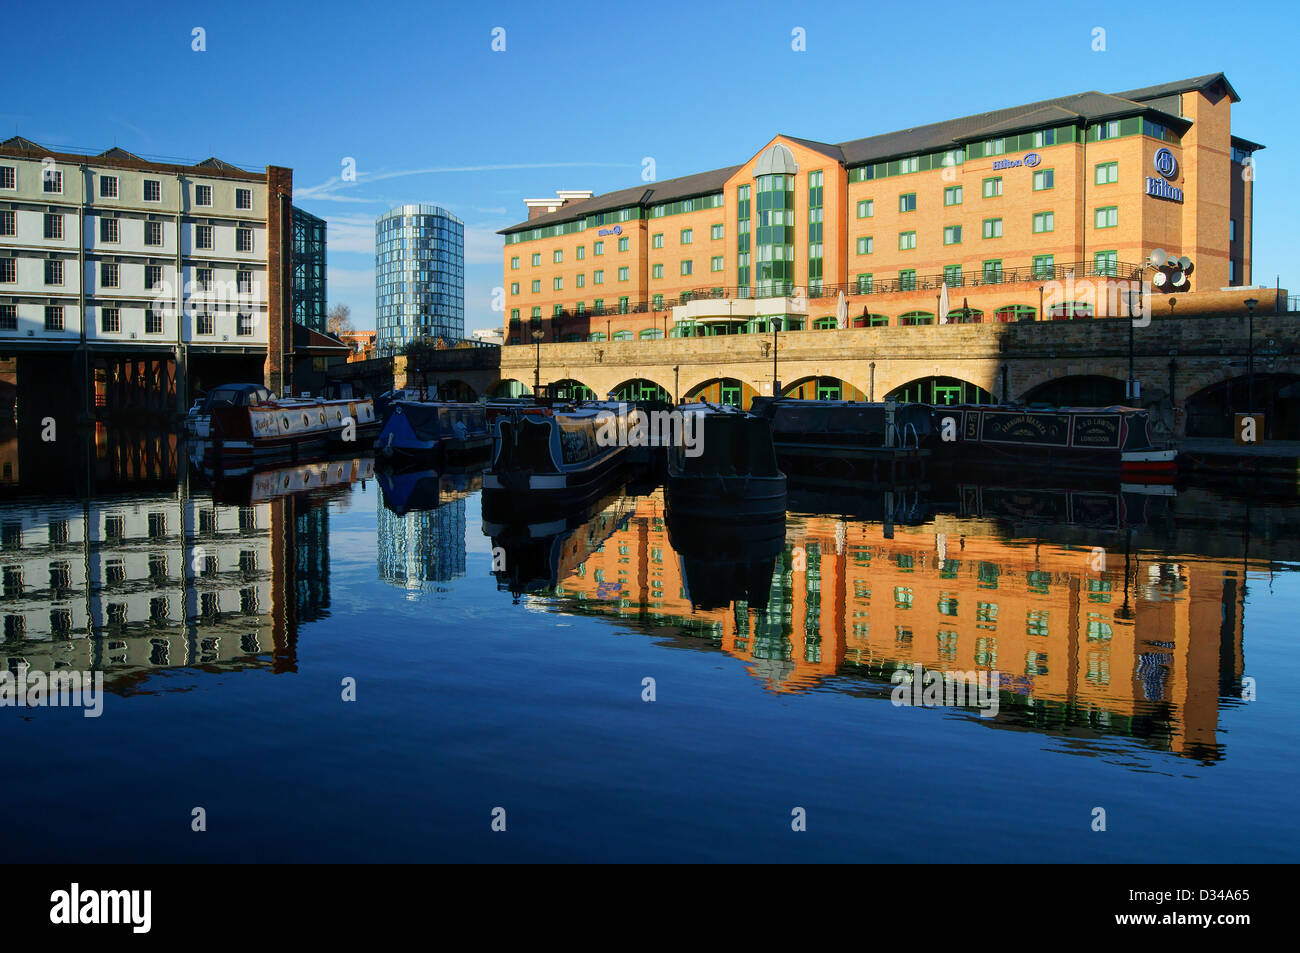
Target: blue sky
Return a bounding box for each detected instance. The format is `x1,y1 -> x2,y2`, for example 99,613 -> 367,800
5,0 -> 1296,331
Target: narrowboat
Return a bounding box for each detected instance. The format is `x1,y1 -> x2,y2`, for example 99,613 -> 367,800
751,397 -> 935,453
932,405 -> 1177,480
185,382 -> 272,439
203,389 -> 380,467
665,403 -> 786,522
481,403 -> 631,520
374,401 -> 492,462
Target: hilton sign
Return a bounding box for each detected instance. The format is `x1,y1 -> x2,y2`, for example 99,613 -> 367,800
1145,147 -> 1184,203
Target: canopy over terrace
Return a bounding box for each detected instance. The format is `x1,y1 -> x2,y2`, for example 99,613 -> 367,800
670,294 -> 809,336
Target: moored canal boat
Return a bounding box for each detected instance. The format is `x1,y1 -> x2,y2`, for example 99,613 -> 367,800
374,401 -> 492,463
665,403 -> 786,522
203,390 -> 380,467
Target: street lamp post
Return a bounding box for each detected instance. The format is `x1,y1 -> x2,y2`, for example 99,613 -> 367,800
1245,298 -> 1259,414
532,329 -> 544,398
772,319 -> 780,397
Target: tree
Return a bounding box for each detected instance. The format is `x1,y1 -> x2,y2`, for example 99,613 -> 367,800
327,304 -> 354,338
402,337 -> 441,400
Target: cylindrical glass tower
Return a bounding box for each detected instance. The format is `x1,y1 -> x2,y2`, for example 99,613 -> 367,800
375,204 -> 464,353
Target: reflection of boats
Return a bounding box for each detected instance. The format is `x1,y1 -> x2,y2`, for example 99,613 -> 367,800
374,401 -> 492,462
378,463 -> 483,515
933,405 -> 1177,479
952,481 -> 1170,530
482,403 -> 630,519
199,456 -> 375,504
665,508 -> 785,611
665,403 -> 786,522
203,385 -> 379,466
484,486 -> 634,595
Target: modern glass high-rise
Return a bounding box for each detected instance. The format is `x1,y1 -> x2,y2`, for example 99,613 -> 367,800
375,204 -> 464,352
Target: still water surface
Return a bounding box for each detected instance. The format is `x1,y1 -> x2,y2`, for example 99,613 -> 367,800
3,448 -> 1299,862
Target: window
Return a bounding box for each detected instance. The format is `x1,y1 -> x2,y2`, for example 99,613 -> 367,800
576,274 -> 585,287
899,193 -> 916,213
43,169 -> 62,193
144,264 -> 162,290
856,273 -> 873,293
100,308 -> 120,333
196,312 -> 214,335
680,260 -> 693,276
943,225 -> 961,245
592,299 -> 603,313
593,241 -> 604,255
235,188 -> 252,210
100,217 -> 119,242
576,245 -> 585,260
943,264 -> 962,285
617,296 -> 630,314
1095,119 -> 1120,140
982,260 -> 1003,284
680,228 -> 693,244
44,305 -> 64,330
143,179 -> 161,202
898,156 -> 919,174
592,270 -> 603,285
1032,128 -> 1057,148
237,313 -> 254,335
1094,250 -> 1118,276
237,270 -> 251,293
145,221 -> 162,246
711,255 -> 724,272
652,233 -> 664,249
236,228 -> 252,251
618,237 -> 629,252
99,175 -> 118,198
856,235 -> 874,255
0,166 -> 14,189
984,138 -> 1005,156
1032,254 -> 1055,278
856,199 -> 874,218
43,213 -> 63,240
196,224 -> 213,249
711,223 -> 723,240
510,256 -> 519,270
898,269 -> 916,291
0,210 -> 12,236
944,186 -> 962,206
1094,206 -> 1118,229
44,259 -> 63,285
145,309 -> 163,333
100,262 -> 119,287
0,304 -> 15,329
553,249 -> 562,263
651,264 -> 663,279
652,293 -> 664,310
509,282 -> 519,295
898,230 -> 916,250
617,266 -> 629,281
982,177 -> 1002,198
530,279 -> 541,293
1230,219 -> 1236,241
1032,169 -> 1054,190
982,218 -> 1003,239
195,184 -> 212,206
553,277 -> 563,291
0,259 -> 14,283
1032,211 -> 1054,233
1095,161 -> 1118,185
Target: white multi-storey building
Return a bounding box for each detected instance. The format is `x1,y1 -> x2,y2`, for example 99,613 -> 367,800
0,137 -> 296,397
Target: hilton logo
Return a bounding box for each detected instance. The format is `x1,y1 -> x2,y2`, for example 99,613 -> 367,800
597,225 -> 623,236
1154,147 -> 1178,180
991,152 -> 1041,170
1147,148 -> 1183,202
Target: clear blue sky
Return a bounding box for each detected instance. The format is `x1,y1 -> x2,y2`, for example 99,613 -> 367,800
5,0 -> 1296,331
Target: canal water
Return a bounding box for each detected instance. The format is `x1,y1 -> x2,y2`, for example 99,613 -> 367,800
3,435 -> 1298,862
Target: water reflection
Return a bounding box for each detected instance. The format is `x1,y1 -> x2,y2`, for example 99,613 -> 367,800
376,467 -> 480,590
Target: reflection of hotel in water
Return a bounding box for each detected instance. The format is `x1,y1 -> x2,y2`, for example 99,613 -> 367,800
377,497 -> 468,589
0,486 -> 331,687
554,492 -> 1248,761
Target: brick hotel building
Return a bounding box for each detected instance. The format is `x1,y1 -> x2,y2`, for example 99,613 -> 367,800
501,73 -> 1260,345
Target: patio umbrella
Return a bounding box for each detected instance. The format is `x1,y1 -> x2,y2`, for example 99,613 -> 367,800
836,289 -> 848,330
938,281 -> 951,324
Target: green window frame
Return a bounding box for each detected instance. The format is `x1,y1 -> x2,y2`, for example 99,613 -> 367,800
856,273 -> 873,293
593,269 -> 604,284
680,260 -> 692,276
898,269 -> 916,291
943,185 -> 962,206
510,256 -> 520,270
1032,211 -> 1054,233
680,228 -> 693,244
652,293 -> 664,309
617,266 -> 629,281
1094,250 -> 1118,276
531,253 -> 541,266
509,308 -> 519,321
1032,169 -> 1054,191
943,225 -> 961,245
1032,254 -> 1055,278
652,233 -> 663,249
651,263 -> 663,279
553,249 -> 563,263
617,236 -> 629,252
530,279 -> 541,293
576,273 -> 585,288
943,264 -> 962,285
1094,206 -> 1118,229
576,245 -> 585,260
898,230 -> 916,250
530,306 -> 542,318
899,192 -> 916,213
982,218 -> 1003,239
711,223 -> 724,240
856,235 -> 874,255
593,298 -> 604,311
982,259 -> 1003,283
711,255 -> 724,272
510,282 -> 519,295
553,277 -> 562,291
1095,161 -> 1118,185
856,199 -> 874,218
982,177 -> 1002,198
617,296 -> 630,313
593,241 -> 604,255
553,304 -> 563,316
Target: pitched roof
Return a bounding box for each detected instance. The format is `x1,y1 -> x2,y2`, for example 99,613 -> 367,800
0,137 -> 267,181
1114,72 -> 1239,104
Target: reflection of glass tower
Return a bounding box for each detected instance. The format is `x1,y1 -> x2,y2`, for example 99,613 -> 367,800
294,505 -> 331,621
375,204 -> 465,353
376,498 -> 467,590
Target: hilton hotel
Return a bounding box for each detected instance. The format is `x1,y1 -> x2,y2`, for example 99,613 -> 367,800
501,73 -> 1261,343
